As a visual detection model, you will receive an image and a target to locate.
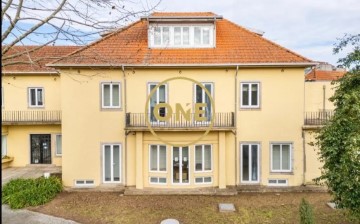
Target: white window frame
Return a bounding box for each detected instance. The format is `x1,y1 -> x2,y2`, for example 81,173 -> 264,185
149,176 -> 167,185
240,143 -> 260,183
74,180 -> 95,187
28,87 -> 44,107
194,144 -> 212,172
149,24 -> 215,48
240,82 -> 260,108
102,144 -> 122,183
149,145 -> 167,173
268,179 -> 288,186
270,143 -> 292,172
101,82 -> 121,109
194,82 -> 213,123
194,176 -> 213,185
148,82 -> 168,123
171,146 -> 191,185
55,134 -> 62,156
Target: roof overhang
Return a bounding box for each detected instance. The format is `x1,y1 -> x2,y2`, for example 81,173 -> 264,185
47,62 -> 317,69
2,71 -> 59,75
142,15 -> 223,23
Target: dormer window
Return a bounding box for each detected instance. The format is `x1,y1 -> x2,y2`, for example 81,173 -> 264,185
149,24 -> 215,48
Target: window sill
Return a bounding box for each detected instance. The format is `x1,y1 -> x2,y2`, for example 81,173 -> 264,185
239,107 -> 261,111
28,106 -> 45,109
100,107 -> 123,111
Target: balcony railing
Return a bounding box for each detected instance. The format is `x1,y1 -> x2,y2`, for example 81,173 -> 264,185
2,110 -> 61,125
304,111 -> 334,125
126,112 -> 235,129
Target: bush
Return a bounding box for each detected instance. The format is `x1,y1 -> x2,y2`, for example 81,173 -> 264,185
2,176 -> 62,209
299,198 -> 315,224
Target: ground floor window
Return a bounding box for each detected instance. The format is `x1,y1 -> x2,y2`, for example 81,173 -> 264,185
103,144 -> 121,183
241,143 -> 260,183
55,134 -> 62,156
149,145 -> 167,172
271,143 -> 292,172
195,145 -> 212,172
1,135 -> 7,157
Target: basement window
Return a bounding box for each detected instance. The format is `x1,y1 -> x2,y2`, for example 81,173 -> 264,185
75,180 -> 95,187
195,177 -> 212,184
268,179 -> 288,186
149,177 -> 166,184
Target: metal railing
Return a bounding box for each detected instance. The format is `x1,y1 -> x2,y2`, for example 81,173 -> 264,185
2,110 -> 61,124
304,111 -> 334,125
126,112 -> 235,128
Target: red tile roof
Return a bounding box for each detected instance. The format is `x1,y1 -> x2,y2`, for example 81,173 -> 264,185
305,69 -> 346,81
2,46 -> 80,73
50,16 -> 312,66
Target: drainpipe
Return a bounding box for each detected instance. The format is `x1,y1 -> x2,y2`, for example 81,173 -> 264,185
122,65 -> 127,186
234,65 -> 239,186
322,85 -> 326,113
302,130 -> 306,186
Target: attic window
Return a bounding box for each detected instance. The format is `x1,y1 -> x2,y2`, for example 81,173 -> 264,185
149,24 -> 215,48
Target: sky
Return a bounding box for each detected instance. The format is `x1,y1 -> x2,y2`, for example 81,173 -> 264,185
3,0 -> 360,66
154,0 -> 360,66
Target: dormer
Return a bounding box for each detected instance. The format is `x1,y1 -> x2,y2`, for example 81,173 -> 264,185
143,12 -> 223,49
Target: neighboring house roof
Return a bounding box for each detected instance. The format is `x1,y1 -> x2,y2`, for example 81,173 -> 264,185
2,46 -> 80,73
49,12 -> 313,67
150,12 -> 217,17
305,69 -> 346,81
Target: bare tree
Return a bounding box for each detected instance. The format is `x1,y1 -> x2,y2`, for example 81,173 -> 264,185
1,0 -> 160,68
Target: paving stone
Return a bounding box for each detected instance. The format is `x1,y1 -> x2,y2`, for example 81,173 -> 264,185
160,218 -> 180,224
219,203 -> 236,212
327,202 -> 337,209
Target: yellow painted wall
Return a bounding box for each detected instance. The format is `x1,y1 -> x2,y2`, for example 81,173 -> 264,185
237,68 -> 305,186
4,125 -> 62,166
304,130 -> 322,184
2,74 -> 61,110
60,69 -> 125,187
305,81 -> 337,112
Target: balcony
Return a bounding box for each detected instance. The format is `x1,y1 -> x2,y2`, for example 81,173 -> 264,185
304,111 -> 334,126
2,110 -> 61,125
126,112 -> 235,131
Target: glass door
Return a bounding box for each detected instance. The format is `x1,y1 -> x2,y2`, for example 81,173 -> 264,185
30,134 -> 51,164
172,146 -> 189,184
195,83 -> 213,122
103,144 -> 121,183
241,144 -> 260,183
149,84 -> 167,123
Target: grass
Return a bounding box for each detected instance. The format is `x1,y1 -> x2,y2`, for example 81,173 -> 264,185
29,192 -> 353,224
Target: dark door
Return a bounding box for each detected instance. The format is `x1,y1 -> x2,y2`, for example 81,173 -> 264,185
31,134 -> 51,164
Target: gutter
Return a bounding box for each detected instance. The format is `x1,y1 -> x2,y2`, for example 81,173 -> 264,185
47,62 -> 318,69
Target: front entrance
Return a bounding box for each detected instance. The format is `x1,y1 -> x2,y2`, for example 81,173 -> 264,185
103,144 -> 121,183
240,143 -> 260,183
30,134 -> 51,164
172,146 -> 189,184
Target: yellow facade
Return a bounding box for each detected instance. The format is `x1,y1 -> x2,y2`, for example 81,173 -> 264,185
305,81 -> 337,111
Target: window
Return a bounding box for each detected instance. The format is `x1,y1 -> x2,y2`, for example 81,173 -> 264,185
103,144 -> 121,183
150,177 -> 166,184
195,145 -> 212,172
28,87 -> 44,107
148,83 -> 167,122
268,179 -> 288,186
150,25 -> 214,48
149,145 -> 167,172
195,176 -> 212,184
75,180 -> 95,187
271,143 -> 292,172
55,135 -> 62,156
1,135 -> 7,157
102,82 -> 121,109
195,83 -> 213,121
241,143 -> 260,183
241,82 -> 260,108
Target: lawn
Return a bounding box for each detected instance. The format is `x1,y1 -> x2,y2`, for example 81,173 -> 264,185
30,192 -> 352,224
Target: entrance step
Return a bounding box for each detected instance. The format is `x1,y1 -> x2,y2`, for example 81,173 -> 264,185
124,187 -> 237,196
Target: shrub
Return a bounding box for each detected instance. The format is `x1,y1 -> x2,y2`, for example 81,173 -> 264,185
299,198 -> 315,224
2,176 -> 62,209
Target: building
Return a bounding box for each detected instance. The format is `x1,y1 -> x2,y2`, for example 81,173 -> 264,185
3,12 -> 331,191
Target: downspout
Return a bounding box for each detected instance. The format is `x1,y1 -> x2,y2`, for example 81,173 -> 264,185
122,65 -> 127,186
322,85 -> 326,112
302,68 -> 307,186
234,65 -> 239,186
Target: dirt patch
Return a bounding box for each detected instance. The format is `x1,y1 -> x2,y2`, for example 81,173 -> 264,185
29,192 -> 351,224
